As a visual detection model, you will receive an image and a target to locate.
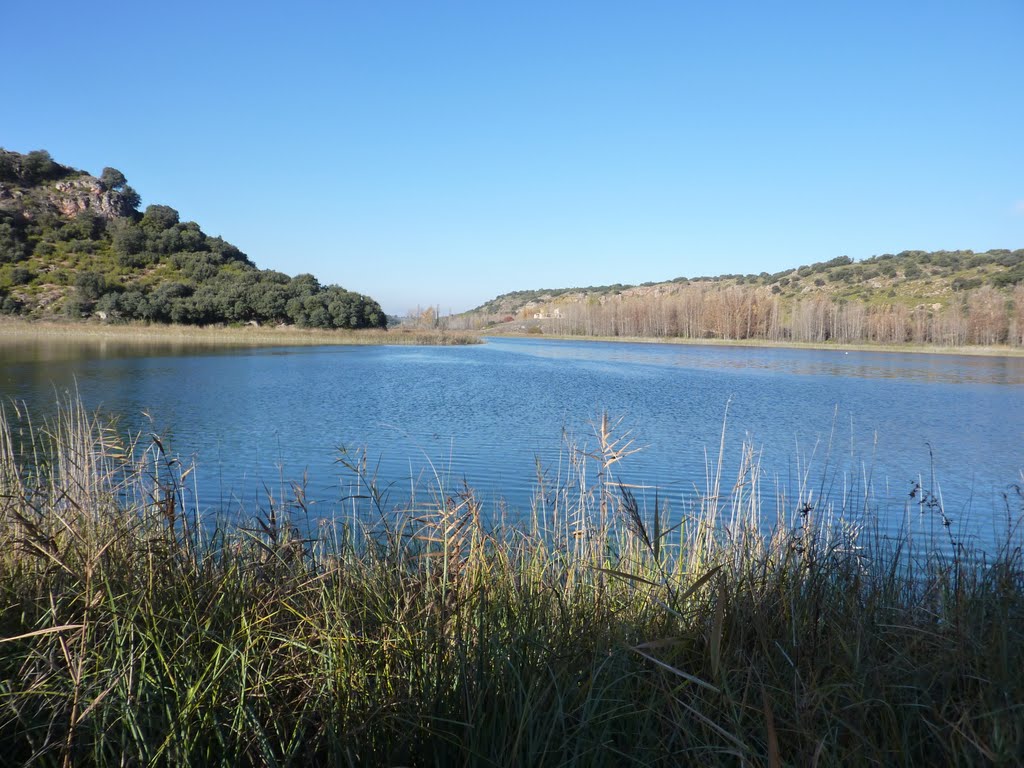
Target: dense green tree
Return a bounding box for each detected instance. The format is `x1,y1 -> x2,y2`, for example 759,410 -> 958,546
284,296 -> 309,326
95,292 -> 122,317
10,266 -> 33,285
60,212 -> 105,241
120,185 -> 141,210
289,273 -> 321,298
141,205 -> 180,232
62,271 -> 108,318
248,275 -> 290,321
149,226 -> 183,255
1,294 -> 23,314
63,293 -> 92,318
0,152 -> 18,182
99,167 -> 127,191
0,148 -> 75,184
305,299 -> 331,328
119,251 -> 159,269
206,236 -> 251,265
152,221 -> 206,254
994,250 -> 1023,268
20,150 -> 59,182
110,218 -> 147,256
74,271 -> 107,301
171,252 -> 219,283
180,286 -> 226,325
0,217 -> 29,264
112,290 -> 149,319
991,265 -> 1024,287
145,282 -> 192,322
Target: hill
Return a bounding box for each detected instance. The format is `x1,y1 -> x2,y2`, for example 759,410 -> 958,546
457,250 -> 1024,347
0,149 -> 386,329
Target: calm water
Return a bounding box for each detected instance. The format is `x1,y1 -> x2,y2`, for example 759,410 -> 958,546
1,336 -> 1022,548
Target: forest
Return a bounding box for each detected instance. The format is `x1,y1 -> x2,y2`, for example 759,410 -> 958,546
0,149 -> 387,329
456,250 -> 1024,347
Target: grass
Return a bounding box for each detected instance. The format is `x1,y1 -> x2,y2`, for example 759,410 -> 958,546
0,317 -> 481,347
1,401 -> 1023,766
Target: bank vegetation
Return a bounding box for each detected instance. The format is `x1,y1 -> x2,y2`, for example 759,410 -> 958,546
1,402 -> 1022,765
0,318 -> 479,347
455,250 -> 1024,349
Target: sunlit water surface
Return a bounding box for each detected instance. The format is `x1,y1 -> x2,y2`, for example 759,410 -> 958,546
1,335 -> 1021,550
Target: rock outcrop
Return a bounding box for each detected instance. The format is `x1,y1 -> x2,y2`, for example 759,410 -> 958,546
46,177 -> 136,220
0,148 -> 136,221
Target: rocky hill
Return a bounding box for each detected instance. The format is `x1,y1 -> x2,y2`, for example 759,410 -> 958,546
0,149 -> 386,329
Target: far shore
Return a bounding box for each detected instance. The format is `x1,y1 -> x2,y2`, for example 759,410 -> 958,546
3,318 -> 1023,357
0,318 -> 480,346
485,327 -> 1024,358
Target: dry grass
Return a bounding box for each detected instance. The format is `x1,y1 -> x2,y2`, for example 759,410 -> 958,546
1,399 -> 1022,766
0,318 -> 481,347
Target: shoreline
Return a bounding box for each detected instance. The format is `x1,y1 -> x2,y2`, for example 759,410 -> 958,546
485,329 -> 1024,358
2,395 -> 1022,764
0,318 -> 480,346
3,318 -> 1023,357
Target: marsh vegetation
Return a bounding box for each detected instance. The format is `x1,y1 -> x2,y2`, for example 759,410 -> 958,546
1,400 -> 1022,766
0,318 -> 480,347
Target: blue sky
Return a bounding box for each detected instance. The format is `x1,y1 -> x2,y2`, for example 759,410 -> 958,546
4,1 -> 1022,314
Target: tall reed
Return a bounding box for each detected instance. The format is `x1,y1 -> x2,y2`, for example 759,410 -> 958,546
0,318 -> 481,347
0,399 -> 1022,766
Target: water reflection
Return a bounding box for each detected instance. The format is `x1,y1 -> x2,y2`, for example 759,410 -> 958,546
0,335 -> 1021,553
0,337 -> 261,363
486,337 -> 1024,386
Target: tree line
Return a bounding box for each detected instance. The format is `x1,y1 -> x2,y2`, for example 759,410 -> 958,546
452,282 -> 1024,347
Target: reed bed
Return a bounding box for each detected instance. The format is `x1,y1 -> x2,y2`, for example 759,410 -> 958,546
0,318 -> 480,346
1,401 -> 1022,766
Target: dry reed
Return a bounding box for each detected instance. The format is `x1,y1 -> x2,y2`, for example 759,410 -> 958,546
0,399 -> 1022,766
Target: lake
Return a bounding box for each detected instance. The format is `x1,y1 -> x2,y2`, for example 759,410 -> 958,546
1,335 -> 1022,549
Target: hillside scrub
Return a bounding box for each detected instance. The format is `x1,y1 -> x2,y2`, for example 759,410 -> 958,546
0,149 -> 386,329
1,401 -> 1023,765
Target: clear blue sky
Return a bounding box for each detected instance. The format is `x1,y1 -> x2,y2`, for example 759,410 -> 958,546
4,1 -> 1022,314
